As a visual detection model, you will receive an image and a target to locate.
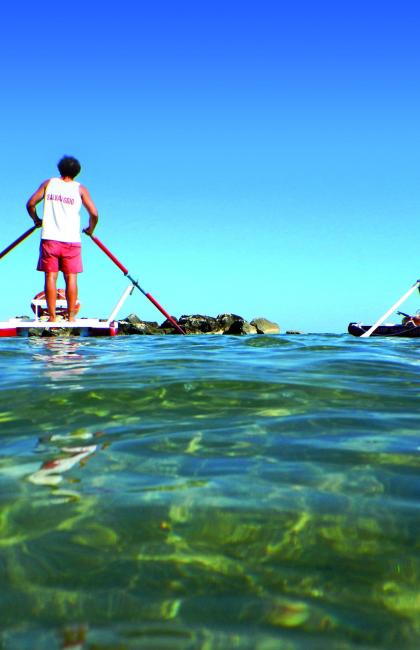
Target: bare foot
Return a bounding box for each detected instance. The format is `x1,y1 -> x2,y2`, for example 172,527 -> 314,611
47,316 -> 56,322
67,312 -> 77,322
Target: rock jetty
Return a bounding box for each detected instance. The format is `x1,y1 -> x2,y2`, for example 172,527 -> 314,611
20,313 -> 286,337
118,313 -> 281,336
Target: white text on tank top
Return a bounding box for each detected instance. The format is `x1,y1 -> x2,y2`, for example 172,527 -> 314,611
42,178 -> 82,243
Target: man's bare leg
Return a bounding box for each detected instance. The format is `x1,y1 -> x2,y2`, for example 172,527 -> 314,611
45,272 -> 58,321
64,273 -> 78,321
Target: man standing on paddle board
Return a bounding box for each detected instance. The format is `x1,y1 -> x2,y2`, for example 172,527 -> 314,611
26,156 -> 98,322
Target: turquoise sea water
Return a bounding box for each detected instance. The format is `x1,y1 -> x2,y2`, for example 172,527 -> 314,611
0,333 -> 419,649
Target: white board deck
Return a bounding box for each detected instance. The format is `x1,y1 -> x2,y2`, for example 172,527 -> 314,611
0,317 -> 119,337
0,318 -> 113,329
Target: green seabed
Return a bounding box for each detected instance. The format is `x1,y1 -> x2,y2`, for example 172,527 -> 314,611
0,335 -> 419,648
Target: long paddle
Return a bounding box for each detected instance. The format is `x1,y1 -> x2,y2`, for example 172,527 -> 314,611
360,280 -> 420,338
0,225 -> 38,260
85,231 -> 185,334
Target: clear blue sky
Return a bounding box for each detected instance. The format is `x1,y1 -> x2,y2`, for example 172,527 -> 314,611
1,1 -> 419,332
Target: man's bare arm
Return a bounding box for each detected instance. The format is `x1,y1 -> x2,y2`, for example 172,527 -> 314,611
26,180 -> 48,227
80,185 -> 99,235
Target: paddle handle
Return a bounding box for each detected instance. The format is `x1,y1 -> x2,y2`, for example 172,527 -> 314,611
0,225 -> 37,260
361,280 -> 420,338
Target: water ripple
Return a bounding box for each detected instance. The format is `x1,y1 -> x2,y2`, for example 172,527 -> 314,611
1,334 -> 419,649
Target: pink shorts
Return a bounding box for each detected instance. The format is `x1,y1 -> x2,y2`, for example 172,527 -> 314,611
37,239 -> 83,274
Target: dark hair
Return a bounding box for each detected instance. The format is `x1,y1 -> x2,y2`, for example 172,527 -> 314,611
57,155 -> 81,179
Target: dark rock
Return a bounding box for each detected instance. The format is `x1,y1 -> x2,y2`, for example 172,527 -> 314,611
119,316 -> 161,335
48,328 -> 74,337
216,313 -> 244,333
250,317 -> 280,334
178,314 -> 220,334
159,317 -> 184,334
174,313 -> 256,335
125,313 -> 143,325
30,327 -> 75,337
139,321 -> 161,335
224,318 -> 258,335
286,330 -> 304,335
20,311 -> 279,336
27,328 -> 43,337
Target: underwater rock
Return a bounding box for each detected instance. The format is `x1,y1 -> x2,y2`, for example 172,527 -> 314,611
27,327 -> 74,338
27,327 -> 43,337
